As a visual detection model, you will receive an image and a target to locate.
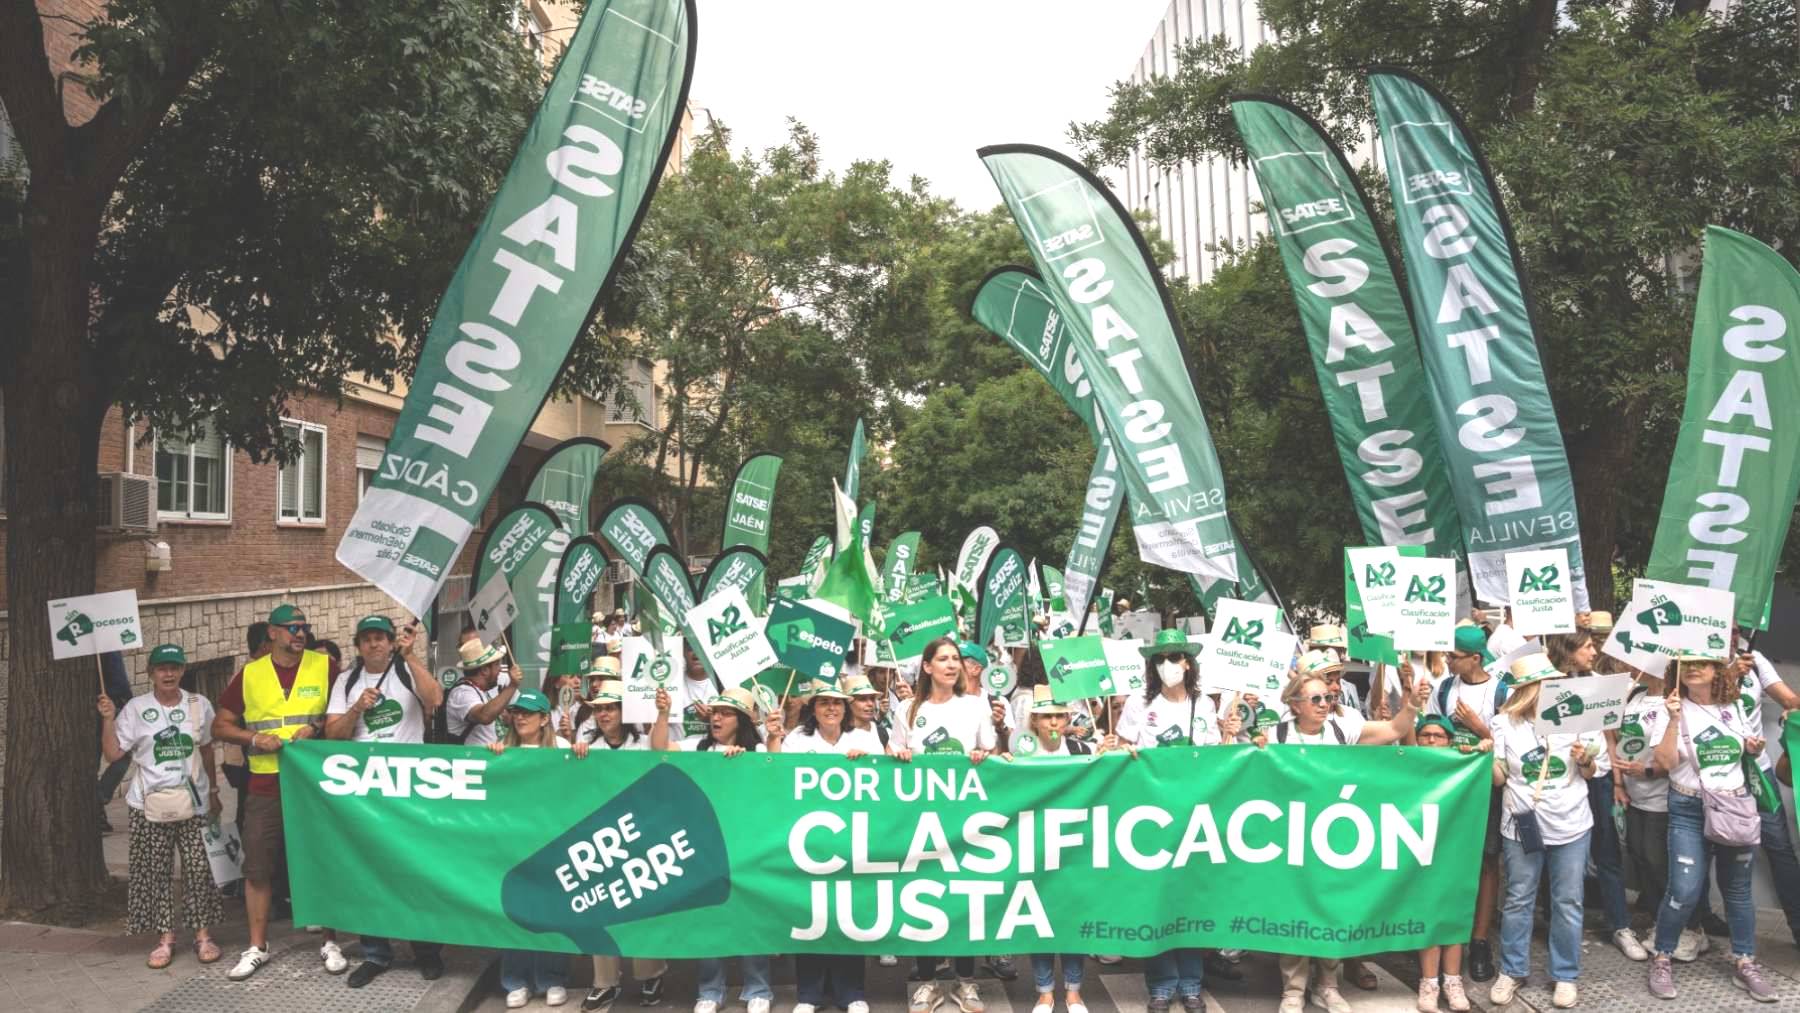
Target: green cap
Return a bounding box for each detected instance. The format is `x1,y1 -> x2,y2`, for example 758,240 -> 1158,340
1138,628 -> 1205,658
148,643 -> 187,667
958,641 -> 989,669
510,688 -> 551,714
1454,622 -> 1495,663
355,615 -> 395,637
1415,714 -> 1456,739
269,603 -> 306,625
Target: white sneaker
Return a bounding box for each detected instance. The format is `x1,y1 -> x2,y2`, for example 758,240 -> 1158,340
506,987 -> 530,1009
953,980 -> 985,1013
847,1003 -> 871,1013
227,945 -> 270,981
1309,986 -> 1352,1013
747,1000 -> 771,1013
792,1005 -> 817,1013
1552,981 -> 1577,1008
1279,992 -> 1305,1013
320,940 -> 348,974
1490,973 -> 1520,1006
692,1002 -> 719,1013
1614,928 -> 1649,961
1095,954 -> 1124,965
910,982 -> 944,1012
547,985 -> 568,1006
879,954 -> 899,967
1672,929 -> 1705,962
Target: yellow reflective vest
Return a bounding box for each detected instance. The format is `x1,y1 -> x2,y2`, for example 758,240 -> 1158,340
243,650 -> 331,774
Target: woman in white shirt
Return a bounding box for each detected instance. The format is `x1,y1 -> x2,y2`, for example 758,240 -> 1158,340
1644,656 -> 1775,1002
574,678 -> 649,752
892,636 -> 994,1013
1487,654 -> 1593,1010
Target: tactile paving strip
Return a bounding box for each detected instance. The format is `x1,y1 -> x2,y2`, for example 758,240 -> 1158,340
139,941 -> 434,1013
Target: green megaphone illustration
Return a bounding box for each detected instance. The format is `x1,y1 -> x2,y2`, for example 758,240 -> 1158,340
1638,601 -> 1682,633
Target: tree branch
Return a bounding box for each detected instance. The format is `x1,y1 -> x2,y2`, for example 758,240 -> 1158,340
0,0 -> 70,175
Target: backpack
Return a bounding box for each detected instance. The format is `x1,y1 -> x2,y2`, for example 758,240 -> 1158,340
342,656 -> 416,701
439,680 -> 493,745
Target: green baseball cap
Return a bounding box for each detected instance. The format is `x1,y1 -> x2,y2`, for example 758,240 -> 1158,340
958,641 -> 989,669
510,688 -> 551,714
355,615 -> 395,637
148,643 -> 187,667
1454,622 -> 1495,663
1415,714 -> 1456,739
269,603 -> 306,624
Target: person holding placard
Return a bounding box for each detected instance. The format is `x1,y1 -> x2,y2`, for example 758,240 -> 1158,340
1413,714 -> 1473,1012
1424,623 -> 1506,983
1644,655 -> 1777,1003
1612,664 -> 1675,946
97,644 -> 224,970
1487,654 -> 1594,1009
573,679 -> 648,752
844,674 -> 892,751
1306,625 -> 1360,712
957,640 -> 1016,753
891,636 -> 996,1013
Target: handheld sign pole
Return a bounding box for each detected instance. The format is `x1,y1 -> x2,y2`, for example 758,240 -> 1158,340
777,667 -> 799,717
95,655 -> 105,698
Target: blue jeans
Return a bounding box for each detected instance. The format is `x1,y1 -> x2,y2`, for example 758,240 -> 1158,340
1145,948 -> 1203,1000
795,953 -> 865,1005
1500,831 -> 1589,983
1585,774 -> 1630,932
1653,790 -> 1757,958
697,955 -> 772,1004
1031,953 -> 1084,993
499,950 -> 567,994
360,936 -> 441,968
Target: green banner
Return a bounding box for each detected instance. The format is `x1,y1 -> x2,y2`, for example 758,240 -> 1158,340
509,440 -> 607,687
844,419 -> 867,503
972,267 -> 1101,440
977,546 -> 1029,648
700,547 -> 770,614
1038,635 -> 1114,701
765,597 -> 858,684
1232,97 -> 1464,564
885,595 -> 958,659
905,572 -> 941,603
641,546 -> 696,625
282,742 -> 1487,957
722,453 -> 782,557
1369,69 -> 1586,608
474,502 -> 562,651
336,0 -> 696,618
1646,227 -> 1800,630
556,535 -> 608,628
1042,565 -> 1067,614
817,502 -> 880,626
598,498 -> 675,575
882,531 -> 923,604
982,146 -> 1239,583
549,623 -> 592,679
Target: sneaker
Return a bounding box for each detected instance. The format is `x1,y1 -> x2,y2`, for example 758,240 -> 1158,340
1552,982 -> 1576,1008
1309,987 -> 1352,1013
1094,954 -> 1124,965
507,988 -> 531,1010
953,980 -> 986,1013
880,954 -> 900,967
1735,959 -> 1777,1002
793,1005 -> 817,1013
640,976 -> 664,1006
418,952 -> 445,980
692,1002 -> 719,1013
548,986 -> 568,1007
1218,948 -> 1244,960
1489,973 -> 1519,1006
320,940 -> 348,974
983,957 -> 1017,981
1278,992 -> 1304,1013
347,962 -> 387,988
227,946 -> 270,981
1180,994 -> 1203,1013
1417,978 -> 1441,1013
1442,975 -> 1470,1012
909,983 -> 944,1012
1647,957 -> 1676,1000
1614,929 -> 1649,962
583,986 -> 621,1012
1672,929 -> 1705,963
1147,998 -> 1170,1013
746,999 -> 770,1013
1467,939 -> 1495,982
847,1004 -> 870,1013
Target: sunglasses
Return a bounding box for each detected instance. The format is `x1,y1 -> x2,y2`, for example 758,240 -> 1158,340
281,622 -> 311,636
1304,692 -> 1341,707
1151,654 -> 1183,665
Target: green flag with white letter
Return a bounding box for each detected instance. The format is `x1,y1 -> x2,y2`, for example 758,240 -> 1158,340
1646,227 -> 1800,629
722,453 -> 782,556
977,546 -> 1030,648
882,531 -> 922,604
554,535 -> 608,628
598,498 -> 676,575
641,545 -> 696,625
514,438 -> 606,691
1231,97 -> 1465,566
981,146 -> 1239,583
844,419 -> 867,502
337,0 -> 696,619
1369,69 -> 1586,609
700,547 -> 770,613
473,502 -> 562,650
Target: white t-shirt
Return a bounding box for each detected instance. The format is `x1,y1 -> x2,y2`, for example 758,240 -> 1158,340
114,692 -> 214,809
1616,688 -> 1669,813
518,735 -> 573,750
1429,673 -> 1506,750
328,662 -> 426,744
1670,700 -> 1749,794
678,677 -> 717,739
1492,712 -> 1593,846
784,726 -> 884,755
1272,702 -> 1367,743
1741,653 -> 1784,772
891,695 -> 998,756
446,680 -> 501,746
574,716 -> 650,750
677,738 -> 765,752
1128,692 -> 1221,748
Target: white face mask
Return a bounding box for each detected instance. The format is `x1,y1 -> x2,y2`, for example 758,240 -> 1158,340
1157,660 -> 1185,687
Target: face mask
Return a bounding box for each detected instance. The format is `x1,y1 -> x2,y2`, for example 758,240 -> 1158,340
1158,660 -> 1185,687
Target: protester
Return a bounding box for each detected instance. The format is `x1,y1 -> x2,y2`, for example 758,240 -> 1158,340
1413,714 -> 1472,1012
325,615 -> 446,987
1645,655 -> 1776,1002
1614,664 -> 1671,932
445,637 -> 518,746
1306,625 -> 1360,712
1729,630 -> 1800,947
97,644 -> 224,968
958,640 -> 1016,756
892,636 -> 995,1013
1488,652 -> 1593,1009
845,673 -> 891,751
1425,623 -> 1505,981
675,643 -> 722,744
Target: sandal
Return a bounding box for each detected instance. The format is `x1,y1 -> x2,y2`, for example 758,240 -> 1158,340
1345,958 -> 1379,991
195,937 -> 221,964
147,940 -> 175,969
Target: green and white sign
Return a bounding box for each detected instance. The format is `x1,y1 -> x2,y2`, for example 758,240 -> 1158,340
1200,598 -> 1296,697
1603,578 -> 1735,672
47,589 -> 142,659
641,546 -> 697,626
598,498 -> 675,577
516,439 -> 607,693
283,741 -> 1489,957
1531,674 -> 1632,738
548,623 -> 593,680
885,595 -> 958,661
1037,635 -> 1115,702
1390,555 -> 1456,652
764,597 -> 858,684
977,546 -> 1030,649
1347,546 -> 1405,637
1504,548 -> 1575,636
700,548 -> 769,615
1101,638 -> 1149,697
556,535 -> 608,628
620,634 -> 680,723
1344,545 -> 1425,665
722,454 -> 783,555
468,571 -> 520,648
799,535 -> 834,595
684,589 -> 777,690
1369,70 -> 1586,609
473,502 -> 560,648
882,532 -> 923,604
1647,227 -> 1800,630
336,0 -> 695,618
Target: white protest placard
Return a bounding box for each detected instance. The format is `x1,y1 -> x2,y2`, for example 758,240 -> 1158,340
1199,598 -> 1296,696
1389,555 -> 1456,651
619,635 -> 682,725
682,588 -> 778,689
47,590 -> 143,660
1504,548 -> 1576,635
1603,578 -> 1736,673
1116,611 -> 1161,644
467,571 -> 518,648
1347,546 -> 1404,635
1101,638 -> 1148,697
1531,673 -> 1634,738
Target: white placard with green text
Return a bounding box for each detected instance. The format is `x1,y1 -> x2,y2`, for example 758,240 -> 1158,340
1389,556 -> 1456,651
683,589 -> 777,690
48,590 -> 143,660
1200,598 -> 1295,696
1504,548 -> 1576,635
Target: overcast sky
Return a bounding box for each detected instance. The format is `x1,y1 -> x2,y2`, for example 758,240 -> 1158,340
688,0 -> 1173,212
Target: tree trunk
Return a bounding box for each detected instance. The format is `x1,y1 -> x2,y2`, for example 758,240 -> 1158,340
1,181 -> 111,918
1509,0 -> 1560,117
1568,395 -> 1650,616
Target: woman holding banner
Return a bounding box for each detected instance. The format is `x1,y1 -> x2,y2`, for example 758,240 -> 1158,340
1487,654 -> 1594,1009
892,635 -> 996,1013
1413,715 -> 1472,1012
1644,656 -> 1777,1002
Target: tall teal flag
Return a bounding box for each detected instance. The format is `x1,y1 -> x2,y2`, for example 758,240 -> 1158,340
844,419 -> 867,503
514,438 -> 606,692
337,0 -> 697,618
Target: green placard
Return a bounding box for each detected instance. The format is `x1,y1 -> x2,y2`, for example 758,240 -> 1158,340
764,597 -> 858,684
1036,635 -> 1114,702
884,595 -> 958,660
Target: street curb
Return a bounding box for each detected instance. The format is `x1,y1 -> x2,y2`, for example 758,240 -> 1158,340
412,946 -> 497,1013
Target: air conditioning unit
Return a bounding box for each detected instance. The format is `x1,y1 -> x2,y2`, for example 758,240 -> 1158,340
603,560 -> 630,584
99,472 -> 157,533
687,555 -> 713,574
